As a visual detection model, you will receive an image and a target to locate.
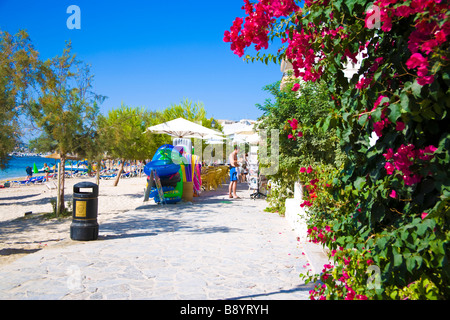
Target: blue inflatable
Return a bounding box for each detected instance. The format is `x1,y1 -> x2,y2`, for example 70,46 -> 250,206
151,144 -> 184,162
144,160 -> 180,177
145,144 -> 185,204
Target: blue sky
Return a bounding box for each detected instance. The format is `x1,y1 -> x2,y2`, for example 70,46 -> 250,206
0,0 -> 284,121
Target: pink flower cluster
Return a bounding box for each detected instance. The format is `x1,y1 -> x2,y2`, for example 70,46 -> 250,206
287,118 -> 303,140
308,245 -> 370,300
368,0 -> 450,86
372,95 -> 392,137
369,95 -> 405,137
383,144 -> 437,185
355,57 -> 385,90
284,27 -> 324,83
307,225 -> 334,244
223,0 -> 299,57
299,166 -> 323,208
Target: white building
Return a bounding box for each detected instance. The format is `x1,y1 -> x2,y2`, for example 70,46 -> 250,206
217,119 -> 259,144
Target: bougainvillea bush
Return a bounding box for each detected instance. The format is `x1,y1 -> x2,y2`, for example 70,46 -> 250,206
225,0 -> 449,299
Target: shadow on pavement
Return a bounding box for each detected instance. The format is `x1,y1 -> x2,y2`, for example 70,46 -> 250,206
225,282 -> 316,300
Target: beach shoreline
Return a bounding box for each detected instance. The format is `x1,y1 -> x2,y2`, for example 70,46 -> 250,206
0,175 -> 150,266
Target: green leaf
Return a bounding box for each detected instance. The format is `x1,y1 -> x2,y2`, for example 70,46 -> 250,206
372,107 -> 382,122
388,103 -> 401,123
358,113 -> 368,126
354,176 -> 366,190
400,91 -> 410,112
376,236 -> 388,251
411,81 -> 422,98
406,256 -> 416,273
417,219 -> 434,236
393,253 -> 403,267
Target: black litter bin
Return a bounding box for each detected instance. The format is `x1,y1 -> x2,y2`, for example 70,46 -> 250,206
70,182 -> 99,241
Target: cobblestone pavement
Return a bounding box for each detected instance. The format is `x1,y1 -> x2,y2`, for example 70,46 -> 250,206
0,185 -> 318,300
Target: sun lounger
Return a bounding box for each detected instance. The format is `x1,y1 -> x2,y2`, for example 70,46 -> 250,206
30,176 -> 46,184
10,180 -> 31,187
100,174 -> 116,180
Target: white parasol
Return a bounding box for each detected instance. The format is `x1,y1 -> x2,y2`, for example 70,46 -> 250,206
145,118 -> 223,139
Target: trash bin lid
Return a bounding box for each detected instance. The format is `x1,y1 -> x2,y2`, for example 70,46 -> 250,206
73,182 -> 99,197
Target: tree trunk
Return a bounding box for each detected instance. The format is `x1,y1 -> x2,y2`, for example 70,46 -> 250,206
113,159 -> 124,187
95,157 -> 101,186
57,156 -> 66,216
56,163 -> 61,217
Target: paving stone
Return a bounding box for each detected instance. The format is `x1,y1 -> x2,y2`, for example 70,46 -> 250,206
0,185 -> 323,300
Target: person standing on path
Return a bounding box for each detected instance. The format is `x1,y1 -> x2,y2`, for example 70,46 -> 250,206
228,145 -> 240,199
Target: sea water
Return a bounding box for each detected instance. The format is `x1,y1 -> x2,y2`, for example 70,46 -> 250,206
0,156 -> 62,181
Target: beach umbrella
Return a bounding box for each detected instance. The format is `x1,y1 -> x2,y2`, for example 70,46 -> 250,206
145,118 -> 223,139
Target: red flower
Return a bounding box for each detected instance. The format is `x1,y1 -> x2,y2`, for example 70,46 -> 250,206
288,118 -> 298,130
383,148 -> 394,160
300,200 -> 313,208
406,53 -> 428,69
384,162 -> 395,175
374,95 -> 389,109
395,121 -> 405,131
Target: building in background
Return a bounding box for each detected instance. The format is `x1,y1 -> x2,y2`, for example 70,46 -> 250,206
217,119 -> 259,144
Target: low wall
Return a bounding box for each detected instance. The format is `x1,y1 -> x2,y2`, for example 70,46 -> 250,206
284,181 -> 330,274
284,182 -> 309,242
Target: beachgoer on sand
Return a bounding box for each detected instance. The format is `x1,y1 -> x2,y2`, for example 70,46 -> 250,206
43,163 -> 50,181
25,166 -> 33,180
228,145 -> 240,199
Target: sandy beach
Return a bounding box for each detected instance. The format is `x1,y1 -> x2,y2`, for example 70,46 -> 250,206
0,176 -> 150,266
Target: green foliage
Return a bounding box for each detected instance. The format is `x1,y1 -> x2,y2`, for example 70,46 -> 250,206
98,103 -> 163,161
28,42 -> 104,215
0,30 -> 42,169
229,0 -> 449,299
302,0 -> 449,299
256,79 -> 344,214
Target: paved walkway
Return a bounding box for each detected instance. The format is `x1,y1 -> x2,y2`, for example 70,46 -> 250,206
0,184 -> 324,300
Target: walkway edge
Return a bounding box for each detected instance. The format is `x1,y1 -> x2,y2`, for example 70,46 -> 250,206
302,241 -> 331,275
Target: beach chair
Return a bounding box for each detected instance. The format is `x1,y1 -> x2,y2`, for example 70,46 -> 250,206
100,174 -> 116,180
11,180 -> 31,187
30,176 -> 45,184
